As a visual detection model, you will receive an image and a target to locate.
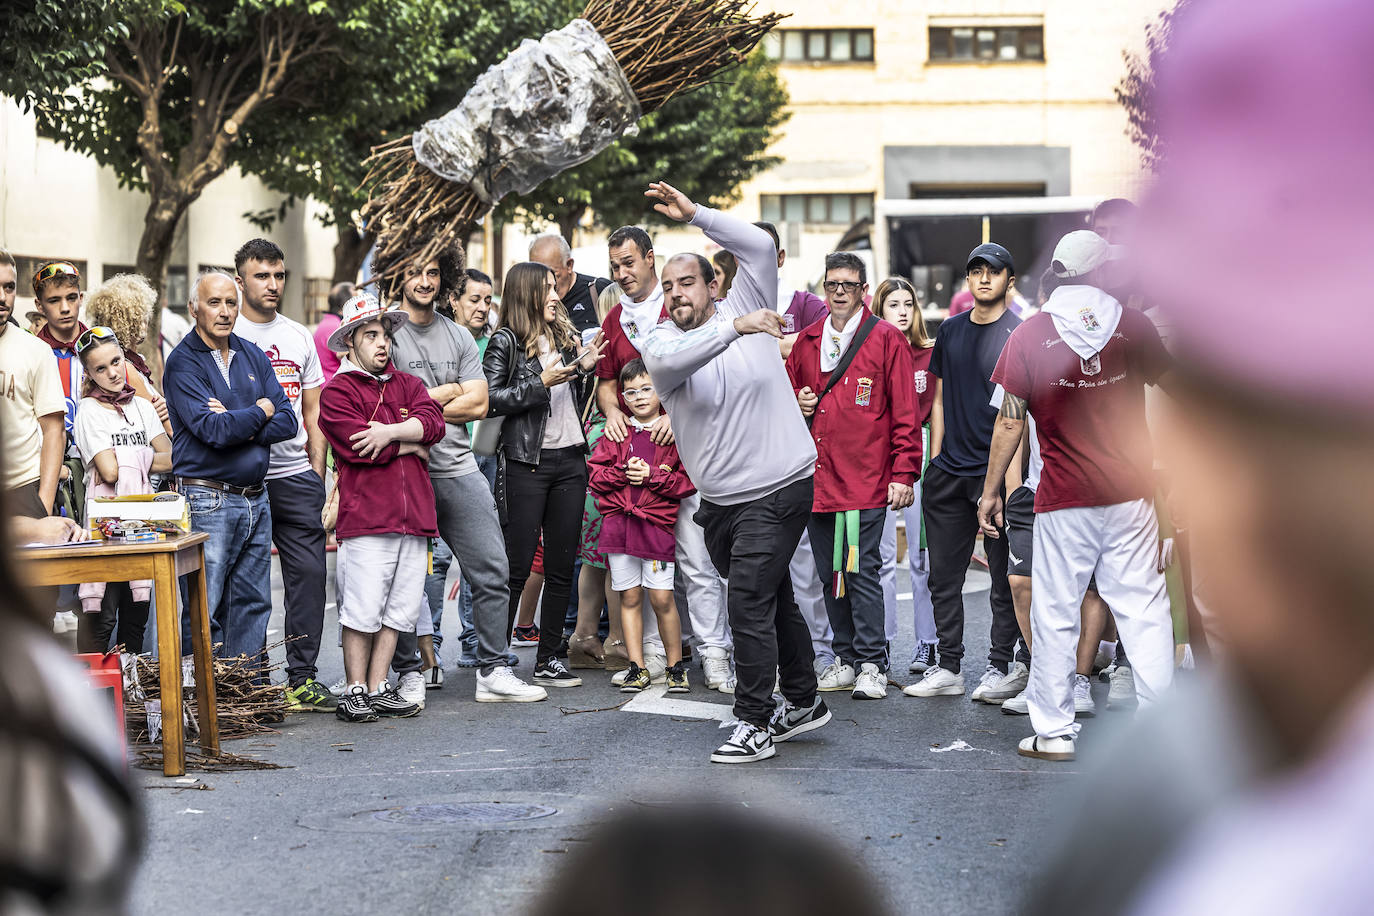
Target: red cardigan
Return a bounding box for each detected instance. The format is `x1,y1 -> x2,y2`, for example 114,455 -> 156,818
320,364 -> 446,540
786,309 -> 923,512
587,429 -> 696,531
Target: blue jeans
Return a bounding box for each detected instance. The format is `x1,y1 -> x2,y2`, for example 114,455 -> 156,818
180,485 -> 273,665
425,537 -> 453,658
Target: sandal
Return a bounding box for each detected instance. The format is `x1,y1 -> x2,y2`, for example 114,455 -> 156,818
568,634 -> 605,669
602,638 -> 630,672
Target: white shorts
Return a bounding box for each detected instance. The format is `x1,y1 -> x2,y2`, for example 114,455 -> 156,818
337,534 -> 429,634
608,554 -> 675,592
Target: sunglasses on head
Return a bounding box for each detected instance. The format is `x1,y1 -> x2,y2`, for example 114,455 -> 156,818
33,261 -> 81,291
75,326 -> 118,355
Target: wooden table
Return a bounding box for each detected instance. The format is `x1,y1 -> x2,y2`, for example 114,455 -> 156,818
19,532 -> 220,776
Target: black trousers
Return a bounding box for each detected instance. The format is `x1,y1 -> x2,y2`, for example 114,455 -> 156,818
503,447 -> 588,665
695,477 -> 817,728
267,471 -> 328,686
808,506 -> 888,671
922,463 -> 1018,675
76,583 -> 150,655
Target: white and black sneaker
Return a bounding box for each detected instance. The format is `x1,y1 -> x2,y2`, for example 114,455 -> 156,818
909,641 -> 938,673
335,686 -> 379,723
533,657 -> 583,688
710,721 -> 776,764
369,683 -> 421,718
768,697 -> 832,742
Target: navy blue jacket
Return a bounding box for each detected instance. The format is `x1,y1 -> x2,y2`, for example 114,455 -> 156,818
163,330 -> 297,487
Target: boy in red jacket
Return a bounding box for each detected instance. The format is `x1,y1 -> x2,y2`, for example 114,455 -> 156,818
319,293 -> 447,723
786,253 -> 922,702
588,359 -> 697,693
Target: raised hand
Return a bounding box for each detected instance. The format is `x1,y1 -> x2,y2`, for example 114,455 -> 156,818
645,181 -> 697,223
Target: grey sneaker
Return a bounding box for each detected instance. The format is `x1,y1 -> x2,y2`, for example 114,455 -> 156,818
369,683 -> 421,718
768,697 -> 831,742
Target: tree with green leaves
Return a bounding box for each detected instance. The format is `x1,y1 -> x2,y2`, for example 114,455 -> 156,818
0,0 -> 450,375
1116,0 -> 1193,172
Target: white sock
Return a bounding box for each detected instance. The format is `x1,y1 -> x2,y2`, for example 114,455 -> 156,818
348,681 -> 367,692
372,681 -> 388,695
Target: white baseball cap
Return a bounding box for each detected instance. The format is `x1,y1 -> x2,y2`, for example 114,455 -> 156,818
327,291 -> 409,352
1051,230 -> 1125,279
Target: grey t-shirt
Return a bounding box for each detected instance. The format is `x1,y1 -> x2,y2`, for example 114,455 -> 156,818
390,312 -> 485,478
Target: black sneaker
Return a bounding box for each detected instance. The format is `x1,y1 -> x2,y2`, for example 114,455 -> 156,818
768,697 -> 832,742
619,662 -> 651,693
335,686 -> 379,723
665,662 -> 690,694
368,683 -> 421,718
710,721 -> 776,764
533,657 -> 583,688
909,641 -> 938,674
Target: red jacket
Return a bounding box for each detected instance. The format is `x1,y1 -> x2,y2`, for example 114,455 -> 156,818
587,428 -> 696,531
320,361 -> 446,540
911,343 -> 936,427
786,310 -> 923,512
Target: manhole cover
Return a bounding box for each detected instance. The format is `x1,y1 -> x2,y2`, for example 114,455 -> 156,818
371,802 -> 557,825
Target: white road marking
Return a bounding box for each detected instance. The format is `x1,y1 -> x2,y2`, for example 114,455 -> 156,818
619,685 -> 735,722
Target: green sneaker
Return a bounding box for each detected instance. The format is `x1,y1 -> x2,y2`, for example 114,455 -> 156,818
619,662 -> 651,693
286,678 -> 339,712
666,663 -> 690,694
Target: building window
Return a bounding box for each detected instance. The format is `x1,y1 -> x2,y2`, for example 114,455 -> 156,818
929,26 -> 1043,62
761,193 -> 875,226
764,28 -> 875,63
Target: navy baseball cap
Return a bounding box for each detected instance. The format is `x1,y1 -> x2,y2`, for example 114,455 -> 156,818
966,243 -> 1015,275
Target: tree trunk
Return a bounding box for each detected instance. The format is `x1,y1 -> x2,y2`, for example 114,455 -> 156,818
557,206 -> 586,246
135,193 -> 192,389
332,223 -> 376,285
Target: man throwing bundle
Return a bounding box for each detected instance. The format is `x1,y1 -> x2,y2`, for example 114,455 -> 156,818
639,180 -> 829,764
979,230 -> 1175,761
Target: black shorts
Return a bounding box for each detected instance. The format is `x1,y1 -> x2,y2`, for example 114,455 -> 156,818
1004,485 -> 1035,578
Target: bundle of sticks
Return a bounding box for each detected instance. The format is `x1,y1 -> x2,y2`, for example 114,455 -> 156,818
124,647 -> 288,744
361,0 -> 783,291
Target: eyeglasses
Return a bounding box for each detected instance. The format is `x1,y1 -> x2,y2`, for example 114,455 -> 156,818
75,326 -> 118,355
622,384 -> 656,398
823,280 -> 862,294
33,261 -> 81,291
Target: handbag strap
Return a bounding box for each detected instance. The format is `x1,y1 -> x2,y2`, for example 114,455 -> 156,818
814,314 -> 880,411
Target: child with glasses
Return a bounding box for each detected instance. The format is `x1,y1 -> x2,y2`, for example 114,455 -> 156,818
71,327 -> 173,654
587,359 -> 696,693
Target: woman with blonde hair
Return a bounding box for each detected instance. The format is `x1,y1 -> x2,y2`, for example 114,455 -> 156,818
83,273 -> 170,431
483,262 -> 605,687
872,277 -> 941,673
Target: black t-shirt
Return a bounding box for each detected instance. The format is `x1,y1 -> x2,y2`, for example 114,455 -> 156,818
563,272 -> 611,334
929,308 -> 1022,477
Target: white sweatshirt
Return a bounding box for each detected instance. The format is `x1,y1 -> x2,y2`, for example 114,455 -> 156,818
641,206 -> 817,505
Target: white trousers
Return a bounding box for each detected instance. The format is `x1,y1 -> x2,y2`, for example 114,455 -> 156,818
791,528 -> 834,662
1028,499 -> 1175,739
675,492 -> 730,651
880,485 -> 936,646
337,534 -> 428,635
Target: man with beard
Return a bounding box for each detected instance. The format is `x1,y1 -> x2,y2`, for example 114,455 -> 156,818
232,238 -> 334,712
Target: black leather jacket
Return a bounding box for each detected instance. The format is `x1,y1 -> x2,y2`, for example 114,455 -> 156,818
481,327 -> 592,466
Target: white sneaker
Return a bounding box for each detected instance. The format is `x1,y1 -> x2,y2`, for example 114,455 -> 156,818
852,663 -> 887,700
612,654 -> 667,686
971,662 -> 1028,704
181,655 -> 196,690
1074,673 -> 1097,717
813,655 -> 835,679
1107,665 -> 1137,710
816,659 -> 856,692
475,666 -> 547,703
426,666 -> 444,690
709,721 -> 775,764
700,648 -> 731,690
396,671 -> 426,709
902,665 -> 965,697
328,675 -> 347,697
1001,690 -> 1029,715
59,610 -> 78,634
1017,734 -> 1076,761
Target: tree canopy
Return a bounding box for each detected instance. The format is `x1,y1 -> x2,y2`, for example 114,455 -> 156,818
1116,0 -> 1193,172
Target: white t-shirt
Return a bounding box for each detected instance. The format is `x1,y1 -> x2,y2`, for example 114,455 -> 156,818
233,312 -> 323,480
0,327 -> 66,490
73,395 -> 164,499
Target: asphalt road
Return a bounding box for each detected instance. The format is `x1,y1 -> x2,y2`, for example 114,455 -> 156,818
130,553 -> 1129,915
